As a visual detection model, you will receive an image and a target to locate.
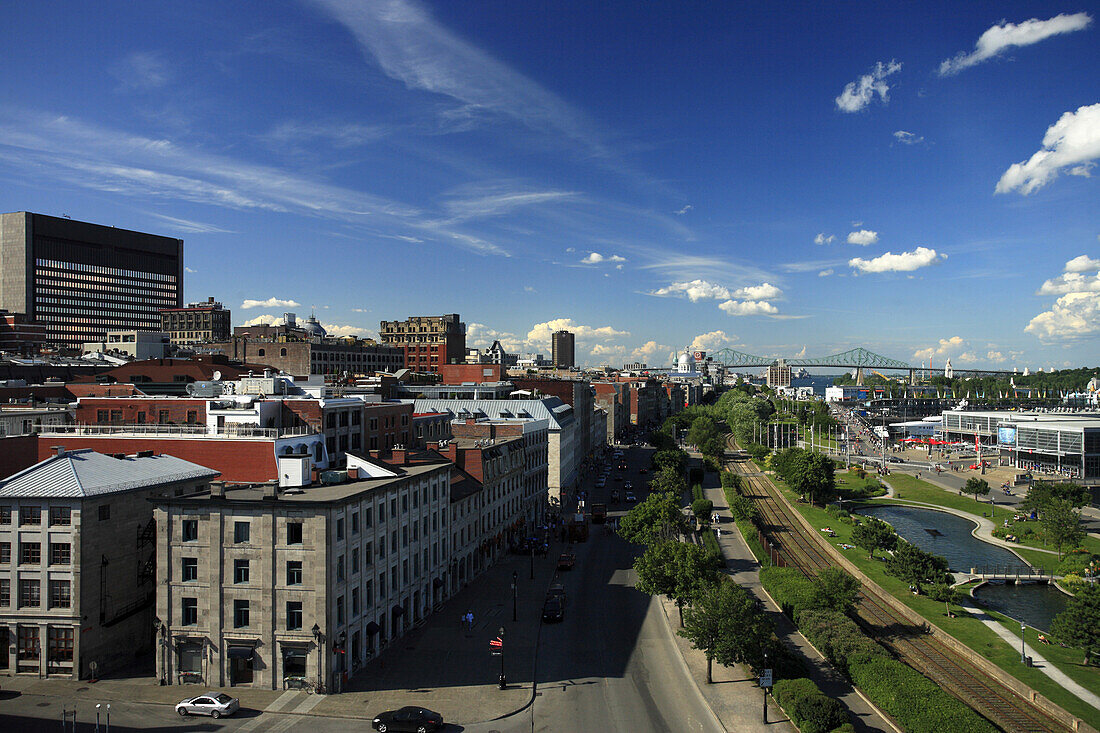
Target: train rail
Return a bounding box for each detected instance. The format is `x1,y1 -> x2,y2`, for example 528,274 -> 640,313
724,437 -> 1067,733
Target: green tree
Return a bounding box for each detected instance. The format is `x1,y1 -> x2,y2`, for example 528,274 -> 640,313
884,542 -> 950,594
788,451 -> 836,506
687,416 -> 719,450
679,579 -> 776,682
691,498 -> 714,527
728,494 -> 758,521
962,477 -> 991,502
928,583 -> 964,616
1021,481 -> 1092,513
1051,582 -> 1100,665
812,567 -> 861,613
618,491 -> 687,546
634,540 -> 718,626
851,517 -> 898,560
650,466 -> 688,496
747,443 -> 770,463
652,449 -> 687,474
1040,497 -> 1085,560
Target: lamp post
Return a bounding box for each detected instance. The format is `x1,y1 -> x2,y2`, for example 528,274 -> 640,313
312,623 -> 325,693
511,571 -> 518,622
1021,622 -> 1027,665
530,541 -> 535,580
153,616 -> 166,685
498,626 -> 507,689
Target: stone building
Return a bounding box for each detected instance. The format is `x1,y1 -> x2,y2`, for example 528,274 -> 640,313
160,297 -> 231,345
379,314 -> 466,371
0,448 -> 219,679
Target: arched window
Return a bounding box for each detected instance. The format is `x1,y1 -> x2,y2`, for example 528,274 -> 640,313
313,443 -> 323,462
257,348 -> 266,357
280,348 -> 287,357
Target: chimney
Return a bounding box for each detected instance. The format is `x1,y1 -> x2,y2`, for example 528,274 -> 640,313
347,466 -> 359,480
391,447 -> 408,465
210,481 -> 225,498
51,445 -> 66,457
263,481 -> 279,501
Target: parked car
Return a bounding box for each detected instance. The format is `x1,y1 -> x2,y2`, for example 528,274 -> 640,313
625,492 -> 637,502
557,552 -> 576,571
638,467 -> 648,474
624,481 -> 632,490
542,597 -> 564,623
371,706 -> 444,732
547,583 -> 567,606
176,693 -> 239,719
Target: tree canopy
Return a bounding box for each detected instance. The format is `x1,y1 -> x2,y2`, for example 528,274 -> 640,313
851,517 -> 898,559
634,540 -> 718,625
884,542 -> 950,594
1051,582 -> 1100,666
772,447 -> 836,506
812,567 -> 862,613
679,579 -> 776,682
618,491 -> 687,546
961,477 -> 991,502
1039,497 -> 1085,560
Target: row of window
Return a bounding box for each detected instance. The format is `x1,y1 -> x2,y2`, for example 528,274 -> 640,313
0,506 -> 71,526
0,578 -> 70,608
0,625 -> 73,669
0,541 -> 71,565
35,259 -> 178,283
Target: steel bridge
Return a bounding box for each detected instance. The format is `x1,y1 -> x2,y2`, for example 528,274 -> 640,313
708,347 -> 1016,385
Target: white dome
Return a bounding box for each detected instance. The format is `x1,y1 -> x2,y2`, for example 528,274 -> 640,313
302,315 -> 327,338
677,350 -> 693,372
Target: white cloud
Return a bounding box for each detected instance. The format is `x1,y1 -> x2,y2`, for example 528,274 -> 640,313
242,297 -> 301,309
321,322 -> 376,339
581,251 -> 627,265
814,233 -> 835,245
148,213 -> 234,234
939,13 -> 1093,76
995,103 -> 1100,195
913,336 -> 968,362
265,120 -> 388,149
466,322 -> 523,350
846,229 -> 879,246
525,318 -> 629,348
651,279 -> 731,302
351,308 -> 370,313
987,351 -> 1006,363
733,283 -> 782,300
1025,292 -> 1100,342
1065,254 -> 1100,273
630,340 -> 671,361
111,51 -> 170,91
690,330 -> 732,352
718,300 -> 778,316
835,60 -> 902,113
674,205 -> 693,215
240,314 -> 282,327
1069,162 -> 1095,177
184,266 -> 196,273
893,130 -> 924,145
849,247 -> 946,273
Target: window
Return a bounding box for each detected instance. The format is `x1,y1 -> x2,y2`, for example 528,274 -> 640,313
20,579 -> 40,607
287,560 -> 302,585
50,543 -> 71,565
337,555 -> 345,581
402,495 -> 408,513
364,542 -> 372,565
287,601 -> 303,630
351,512 -> 359,534
48,627 -> 74,664
234,559 -> 250,584
402,526 -> 408,547
378,572 -> 386,598
365,579 -> 373,606
49,506 -> 71,526
19,506 -> 41,525
364,506 -> 372,527
390,498 -> 397,518
182,557 -> 197,582
351,587 -> 360,616
257,348 -> 266,357
336,517 -> 345,541
351,548 -> 360,574
280,347 -> 288,357
182,598 -> 198,625
0,505 -> 9,524
186,410 -> 198,424
98,504 -> 110,521
18,626 -> 39,662
21,542 -> 40,565
391,566 -> 398,592
0,579 -> 9,606
233,521 -> 250,544
158,409 -> 170,423
287,522 -> 303,545
0,542 -> 9,564
336,596 -> 345,625
233,600 -> 249,628
49,580 -> 71,608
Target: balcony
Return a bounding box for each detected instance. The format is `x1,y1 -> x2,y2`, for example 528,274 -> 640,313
39,423 -> 315,439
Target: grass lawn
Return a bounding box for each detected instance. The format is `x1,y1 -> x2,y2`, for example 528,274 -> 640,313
765,476 -> 1100,723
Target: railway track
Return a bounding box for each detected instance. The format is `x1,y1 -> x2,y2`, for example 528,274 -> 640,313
724,438 -> 1067,733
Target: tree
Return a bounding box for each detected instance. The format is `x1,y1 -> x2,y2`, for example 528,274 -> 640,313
652,449 -> 687,474
785,450 -> 836,506
728,494 -> 758,521
851,517 -> 897,559
679,579 -> 776,682
1040,497 -> 1085,560
928,583 -> 964,616
650,466 -> 687,496
884,542 -> 950,594
687,416 -> 719,451
634,540 -> 718,626
618,491 -> 688,546
812,567 -> 861,613
1021,481 -> 1091,514
691,498 -> 714,527
1051,582 -> 1100,665
961,477 -> 990,502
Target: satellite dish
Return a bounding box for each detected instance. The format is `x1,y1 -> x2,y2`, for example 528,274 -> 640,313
213,370 -> 222,381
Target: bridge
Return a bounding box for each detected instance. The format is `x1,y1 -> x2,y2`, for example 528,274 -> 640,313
708,346 -> 1018,384
963,565 -> 1057,584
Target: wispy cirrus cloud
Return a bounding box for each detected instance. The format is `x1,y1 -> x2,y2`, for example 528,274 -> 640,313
111,51 -> 170,92
148,213 -> 235,234
814,233 -> 835,245
893,130 -> 924,145
939,13 -> 1092,76
835,60 -> 902,113
995,103 -> 1100,195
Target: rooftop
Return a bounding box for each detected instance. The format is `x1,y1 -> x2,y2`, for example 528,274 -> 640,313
0,448 -> 220,498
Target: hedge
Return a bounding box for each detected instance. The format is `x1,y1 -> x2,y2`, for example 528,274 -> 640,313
735,518 -> 773,567
847,656 -> 998,733
759,566 -> 818,619
773,677 -> 848,733
796,609 -> 886,670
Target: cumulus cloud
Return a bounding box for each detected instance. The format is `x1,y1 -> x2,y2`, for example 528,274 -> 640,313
242,297 -> 301,309
987,351 -> 1006,363
835,60 -> 902,113
939,13 -> 1093,76
651,279 -> 731,302
240,314 -> 282,327
1025,292 -> 1100,342
1065,254 -> 1100,273
733,283 -> 783,300
893,130 -> 924,145
690,330 -> 732,352
322,322 -> 375,339
847,229 -> 879,246
718,300 -> 778,316
525,318 -> 629,348
630,340 -> 671,361
995,103 -> 1100,195
1036,255 -> 1100,295
913,336 -> 968,362
467,322 -> 522,350
581,251 -> 627,265
814,233 -> 835,245
849,247 -> 946,273
818,269 -> 834,277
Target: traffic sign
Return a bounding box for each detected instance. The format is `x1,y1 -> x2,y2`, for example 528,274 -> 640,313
759,669 -> 773,688
489,637 -> 503,649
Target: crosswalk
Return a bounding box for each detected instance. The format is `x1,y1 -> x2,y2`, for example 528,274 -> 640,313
233,689 -> 328,732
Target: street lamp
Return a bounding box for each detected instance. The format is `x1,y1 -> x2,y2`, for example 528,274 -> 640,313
312,624 -> 325,693
498,626 -> 507,689
1021,622 -> 1027,665
511,571 -> 518,622
153,616 -> 166,685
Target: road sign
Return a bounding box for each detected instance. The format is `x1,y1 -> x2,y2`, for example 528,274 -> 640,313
759,669 -> 773,688
489,637 -> 503,649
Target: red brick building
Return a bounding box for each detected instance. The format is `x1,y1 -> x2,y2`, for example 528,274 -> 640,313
436,363 -> 503,384
379,314 -> 466,371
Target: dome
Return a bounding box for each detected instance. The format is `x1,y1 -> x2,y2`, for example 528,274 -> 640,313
677,350 -> 693,372
302,314 -> 327,338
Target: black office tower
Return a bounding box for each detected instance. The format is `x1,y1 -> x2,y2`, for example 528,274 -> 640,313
0,212 -> 183,349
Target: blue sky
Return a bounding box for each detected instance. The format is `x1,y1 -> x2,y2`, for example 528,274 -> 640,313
1,1 -> 1098,370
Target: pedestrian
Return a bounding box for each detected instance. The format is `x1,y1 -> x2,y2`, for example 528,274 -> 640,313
716,527 -> 721,538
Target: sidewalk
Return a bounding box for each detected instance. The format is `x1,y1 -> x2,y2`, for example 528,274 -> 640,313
703,483 -> 898,733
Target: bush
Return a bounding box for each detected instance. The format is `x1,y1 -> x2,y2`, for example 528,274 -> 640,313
1056,550 -> 1099,577
729,494 -> 758,521
829,725 -> 855,733
797,609 -> 886,670
760,566 -> 818,619
701,528 -> 722,564
720,470 -> 743,492
773,677 -> 848,733
848,656 -> 998,733
736,518 -> 773,566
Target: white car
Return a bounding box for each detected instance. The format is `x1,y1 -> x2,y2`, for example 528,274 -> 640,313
176,692 -> 240,718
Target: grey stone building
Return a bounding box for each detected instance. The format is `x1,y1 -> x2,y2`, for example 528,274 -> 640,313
0,448 -> 219,679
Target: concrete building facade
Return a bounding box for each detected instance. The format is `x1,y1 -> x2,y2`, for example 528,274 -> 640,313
551,330 -> 575,369
160,298 -> 231,345
379,315 -> 466,371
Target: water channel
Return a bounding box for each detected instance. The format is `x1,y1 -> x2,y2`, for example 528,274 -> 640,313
857,504 -> 1069,631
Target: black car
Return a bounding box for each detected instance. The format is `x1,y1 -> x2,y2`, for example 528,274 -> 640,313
371,706 -> 444,733
542,597 -> 564,623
